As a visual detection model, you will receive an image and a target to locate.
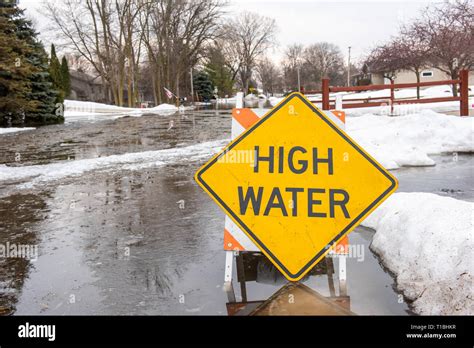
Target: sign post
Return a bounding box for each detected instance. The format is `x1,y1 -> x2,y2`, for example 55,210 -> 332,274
196,93 -> 398,281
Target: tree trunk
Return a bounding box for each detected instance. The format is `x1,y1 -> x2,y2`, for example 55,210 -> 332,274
415,70 -> 420,100
451,70 -> 459,97
127,63 -> 134,107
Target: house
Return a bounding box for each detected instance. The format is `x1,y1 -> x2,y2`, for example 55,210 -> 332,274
69,70 -> 110,103
368,67 -> 473,85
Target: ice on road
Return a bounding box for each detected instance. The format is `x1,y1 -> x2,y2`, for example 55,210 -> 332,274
0,127 -> 35,135
0,139 -> 228,189
64,100 -> 184,119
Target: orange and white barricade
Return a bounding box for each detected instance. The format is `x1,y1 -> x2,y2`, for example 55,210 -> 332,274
223,94 -> 349,299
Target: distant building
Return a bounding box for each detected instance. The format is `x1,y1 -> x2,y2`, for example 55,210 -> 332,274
69,70 -> 109,103
364,67 -> 473,85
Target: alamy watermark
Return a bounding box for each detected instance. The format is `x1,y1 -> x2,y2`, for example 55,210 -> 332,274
326,243 -> 365,262
0,242 -> 38,261
217,149 -> 255,166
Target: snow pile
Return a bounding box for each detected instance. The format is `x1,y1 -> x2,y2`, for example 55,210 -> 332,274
64,100 -> 132,114
268,96 -> 282,106
251,108 -> 471,169
148,103 -> 178,114
64,99 -> 181,119
149,103 -> 178,111
0,127 -> 35,135
346,109 -> 474,169
244,94 -> 258,101
0,139 -> 228,188
362,192 -> 473,315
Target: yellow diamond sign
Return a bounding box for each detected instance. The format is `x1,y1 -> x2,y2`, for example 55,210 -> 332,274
195,93 -> 398,281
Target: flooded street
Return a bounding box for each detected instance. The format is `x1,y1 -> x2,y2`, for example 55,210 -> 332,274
0,108 -> 472,315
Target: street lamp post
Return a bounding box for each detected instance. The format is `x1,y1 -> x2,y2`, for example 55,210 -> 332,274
297,66 -> 301,92
347,46 -> 351,87
190,67 -> 194,104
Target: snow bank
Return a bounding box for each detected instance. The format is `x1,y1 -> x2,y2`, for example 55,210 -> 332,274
64,100 -> 131,114
268,96 -> 282,106
64,100 -> 180,119
244,94 -> 258,101
249,107 -> 471,169
0,139 -> 228,189
0,127 -> 35,135
346,109 -> 473,169
149,103 -> 178,112
361,192 -> 473,315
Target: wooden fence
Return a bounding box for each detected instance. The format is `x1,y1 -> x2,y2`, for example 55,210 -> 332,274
303,69 -> 470,116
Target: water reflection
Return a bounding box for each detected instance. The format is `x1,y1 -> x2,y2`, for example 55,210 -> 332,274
1,107 -> 467,315
0,193 -> 49,315
0,108 -> 231,167
225,253 -> 353,316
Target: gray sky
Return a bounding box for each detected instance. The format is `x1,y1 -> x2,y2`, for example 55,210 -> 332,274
20,0 -> 439,65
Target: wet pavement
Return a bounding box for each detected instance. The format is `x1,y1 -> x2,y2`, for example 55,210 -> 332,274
0,107 -> 472,315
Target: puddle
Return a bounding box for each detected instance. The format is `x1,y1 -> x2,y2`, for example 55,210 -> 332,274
0,108 -> 472,315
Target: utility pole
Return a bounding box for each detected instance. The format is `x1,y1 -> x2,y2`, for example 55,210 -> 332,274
297,65 -> 301,92
347,46 -> 351,87
176,74 -> 180,107
190,67 -> 194,104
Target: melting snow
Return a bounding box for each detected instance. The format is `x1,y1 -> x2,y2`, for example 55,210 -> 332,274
346,110 -> 474,169
362,192 -> 473,315
0,139 -> 228,189
0,127 -> 35,135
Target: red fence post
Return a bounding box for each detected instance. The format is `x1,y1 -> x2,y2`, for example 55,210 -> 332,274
460,70 -> 469,116
322,78 -> 330,110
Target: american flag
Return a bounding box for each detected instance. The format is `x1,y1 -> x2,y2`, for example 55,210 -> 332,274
164,87 -> 174,100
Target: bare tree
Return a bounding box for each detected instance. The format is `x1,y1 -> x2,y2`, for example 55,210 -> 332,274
43,0 -> 145,106
44,0 -> 223,106
66,53 -> 94,74
366,42 -> 404,83
303,42 -> 345,87
411,0 -> 474,96
367,32 -> 429,97
221,11 -> 277,94
282,43 -> 304,91
140,0 -> 224,104
396,29 -> 430,98
256,57 -> 282,95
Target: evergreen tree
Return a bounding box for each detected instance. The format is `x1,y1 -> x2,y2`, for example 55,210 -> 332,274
193,71 -> 214,101
27,41 -> 61,125
0,3 -> 36,126
0,3 -> 63,126
49,44 -> 63,102
205,46 -> 234,97
60,56 -> 71,97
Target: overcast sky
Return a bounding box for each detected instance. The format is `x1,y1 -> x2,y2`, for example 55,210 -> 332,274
20,0 -> 439,64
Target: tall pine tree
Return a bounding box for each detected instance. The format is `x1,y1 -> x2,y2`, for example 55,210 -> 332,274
60,56 -> 71,98
193,71 -> 214,101
0,2 -> 63,126
0,3 -> 35,125
49,44 -> 63,103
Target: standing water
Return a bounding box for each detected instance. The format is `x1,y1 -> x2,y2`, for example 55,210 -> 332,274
0,107 -> 472,315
